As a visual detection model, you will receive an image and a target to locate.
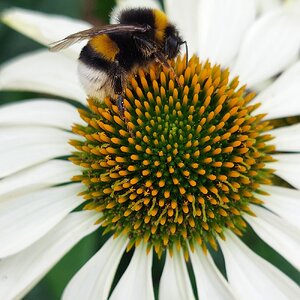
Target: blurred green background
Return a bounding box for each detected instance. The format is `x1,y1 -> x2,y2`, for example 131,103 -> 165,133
0,0 -> 299,299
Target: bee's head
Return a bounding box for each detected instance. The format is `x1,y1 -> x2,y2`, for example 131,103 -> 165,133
163,26 -> 185,59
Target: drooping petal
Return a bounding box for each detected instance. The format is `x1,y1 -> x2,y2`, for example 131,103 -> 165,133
259,184 -> 300,230
0,99 -> 84,129
196,0 -> 256,66
164,0 -> 199,55
245,205 -> 300,270
219,231 -> 300,299
159,249 -> 195,300
0,50 -> 86,103
268,123 -> 300,152
0,184 -> 84,257
253,60 -> 300,119
1,7 -> 90,59
0,160 -> 80,200
270,154 -> 300,189
109,242 -> 154,300
0,126 -> 75,177
232,5 -> 300,87
63,235 -> 127,300
0,211 -> 100,300
189,246 -> 237,300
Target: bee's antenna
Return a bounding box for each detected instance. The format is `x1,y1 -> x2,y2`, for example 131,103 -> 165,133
180,41 -> 188,68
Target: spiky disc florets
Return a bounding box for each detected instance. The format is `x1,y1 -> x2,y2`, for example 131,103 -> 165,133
70,55 -> 274,256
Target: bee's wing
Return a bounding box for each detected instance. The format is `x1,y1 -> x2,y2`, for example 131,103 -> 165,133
49,24 -> 151,52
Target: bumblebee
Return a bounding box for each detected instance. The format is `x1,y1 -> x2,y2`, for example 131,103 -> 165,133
50,8 -> 186,114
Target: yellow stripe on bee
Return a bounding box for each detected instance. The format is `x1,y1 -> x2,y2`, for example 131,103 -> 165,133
89,34 -> 119,61
152,9 -> 168,42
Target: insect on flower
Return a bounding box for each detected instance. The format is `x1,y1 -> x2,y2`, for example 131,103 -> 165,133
49,8 -> 188,116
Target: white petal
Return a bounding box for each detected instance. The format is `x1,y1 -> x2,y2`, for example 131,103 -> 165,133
1,7 -> 90,59
189,246 -> 237,300
0,50 -> 86,103
0,99 -> 84,129
0,126 -> 75,177
0,126 -> 75,150
219,231 -> 300,299
0,160 -> 80,200
253,60 -> 300,119
109,242 -> 154,300
0,211 -> 100,300
269,154 -> 300,189
268,124 -> 300,152
245,205 -> 300,270
164,0 -> 200,55
63,235 -> 127,300
0,144 -> 72,177
0,184 -> 84,257
159,249 -> 195,300
196,0 -> 256,66
232,7 -> 300,87
259,184 -> 300,230
286,1 -> 300,13
254,0 -> 280,14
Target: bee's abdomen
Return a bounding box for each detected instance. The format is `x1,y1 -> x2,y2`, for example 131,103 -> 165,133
78,44 -> 114,100
89,34 -> 120,61
79,43 -> 114,70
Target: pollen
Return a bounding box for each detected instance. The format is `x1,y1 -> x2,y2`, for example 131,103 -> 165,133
71,55 -> 275,257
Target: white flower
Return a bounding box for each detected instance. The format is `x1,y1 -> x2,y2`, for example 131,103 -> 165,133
1,1 -> 300,299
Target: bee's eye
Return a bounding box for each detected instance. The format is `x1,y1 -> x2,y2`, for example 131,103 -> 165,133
164,35 -> 179,59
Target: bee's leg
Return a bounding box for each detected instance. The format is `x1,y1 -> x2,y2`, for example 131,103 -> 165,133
112,70 -> 125,117
133,36 -> 158,57
154,51 -> 171,69
116,94 -> 125,118
154,52 -> 180,86
112,70 -> 135,135
113,75 -> 136,137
